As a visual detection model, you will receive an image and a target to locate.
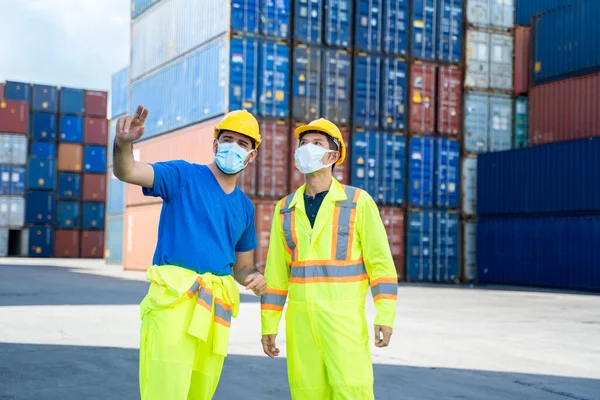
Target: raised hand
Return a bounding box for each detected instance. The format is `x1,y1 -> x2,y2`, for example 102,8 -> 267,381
116,105 -> 149,143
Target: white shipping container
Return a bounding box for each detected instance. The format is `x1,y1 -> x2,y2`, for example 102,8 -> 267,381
461,157 -> 477,216
467,0 -> 514,29
466,0 -> 489,27
0,196 -> 25,228
490,33 -> 513,91
131,0 -> 228,81
0,134 -> 27,165
463,222 -> 477,281
489,95 -> 513,152
20,228 -> 28,257
0,228 -> 8,257
465,30 -> 490,89
464,92 -> 513,154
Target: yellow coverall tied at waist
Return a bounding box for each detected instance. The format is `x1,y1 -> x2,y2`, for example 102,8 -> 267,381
139,265 -> 240,400
261,180 -> 398,400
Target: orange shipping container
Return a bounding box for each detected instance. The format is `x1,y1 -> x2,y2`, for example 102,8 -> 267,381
123,203 -> 162,271
379,207 -> 405,281
514,26 -> 531,96
409,62 -> 437,135
58,143 -> 83,172
253,199 -> 278,273
437,66 -> 462,137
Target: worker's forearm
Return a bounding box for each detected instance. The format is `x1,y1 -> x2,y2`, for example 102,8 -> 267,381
234,264 -> 259,286
113,138 -> 136,182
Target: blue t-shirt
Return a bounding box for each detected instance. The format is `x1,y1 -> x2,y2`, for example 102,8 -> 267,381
143,161 -> 257,276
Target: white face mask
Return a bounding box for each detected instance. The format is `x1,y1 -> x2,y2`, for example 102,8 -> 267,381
294,143 -> 336,174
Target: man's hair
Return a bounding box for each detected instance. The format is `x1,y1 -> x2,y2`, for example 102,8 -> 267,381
217,130 -> 257,149
299,131 -> 339,171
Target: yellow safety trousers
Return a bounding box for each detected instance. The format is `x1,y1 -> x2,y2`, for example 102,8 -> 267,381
139,265 -> 240,400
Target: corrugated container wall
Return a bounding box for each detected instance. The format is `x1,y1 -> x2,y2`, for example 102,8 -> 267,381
437,65 -> 461,136
322,49 -> 352,125
355,0 -> 383,52
383,0 -> 409,56
514,26 -> 531,96
325,0 -> 352,48
379,207 -> 405,279
411,0 -> 437,61
406,210 -> 434,282
0,83 -> 4,98
461,157 -> 477,216
258,41 -> 290,119
111,67 -> 129,118
434,211 -> 459,282
466,0 -> 514,29
516,0 -> 572,26
131,0 -> 160,19
409,62 -> 436,135
123,203 -> 162,270
408,136 -> 435,208
463,222 -> 476,281
514,97 -> 528,148
353,54 -> 382,128
255,120 -> 290,199
529,71 -> 600,146
32,84 -> 58,113
84,91 -> 108,118
465,30 -> 513,91
254,199 -> 278,272
261,0 -> 290,38
3,81 -> 30,102
59,88 -> 85,116
488,94 -> 512,152
464,92 -> 512,154
295,0 -> 323,44
477,138 -> 600,216
381,57 -> 407,130
437,0 -> 464,63
0,100 -> 28,134
435,138 -> 459,209
293,46 -> 322,122
106,216 -> 124,264
532,0 -> 600,85
107,173 -> 125,215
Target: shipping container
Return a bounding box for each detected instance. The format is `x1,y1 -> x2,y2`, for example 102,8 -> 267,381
477,215 -> 600,291
0,135 -> 27,165
434,210 -> 459,282
322,49 -> 352,125
514,97 -> 528,148
25,191 -> 55,224
261,0 -> 290,38
379,132 -> 406,206
31,113 -> 57,141
82,173 -> 107,202
81,230 -> 104,258
123,203 -> 162,270
465,30 -> 490,89
131,0 -> 161,19
0,229 -> 7,257
59,116 -> 84,143
352,130 -> 383,200
256,120 -> 289,199
0,196 -> 25,228
478,138 -> 600,216
27,158 -> 56,190
379,207 -> 405,280
3,81 -> 30,102
54,230 -> 80,258
489,33 -> 513,91
30,142 -> 56,159
105,216 -> 124,264
31,84 -> 58,113
435,138 -> 459,209
293,45 -> 322,122
516,0 -> 572,26
461,157 -> 477,216
381,57 -> 407,130
353,54 -> 382,128
437,0 -> 464,63
0,83 -> 4,99
258,41 -> 290,119
126,119 -> 217,206
9,166 -> 25,196
238,163 -> 257,197
529,71 -> 600,146
463,221 -> 476,281
0,166 -> 10,195
82,202 -> 106,230
83,146 -> 107,173
58,143 -> 83,172
130,36 -> 258,139
355,0 -> 383,52
295,0 -> 323,44
406,210 -> 434,282
409,62 -> 436,135
25,226 -> 54,257
325,0 -> 352,48
514,26 -> 531,96
84,117 -> 108,146
59,87 -> 85,116
108,119 -> 117,167
254,199 -> 278,272
488,94 -> 512,152
58,172 -> 82,200
57,202 -> 81,229
437,65 -> 461,136
408,136 -> 435,208
411,0 -> 436,61
466,0 -> 514,29
107,175 -> 125,217
383,0 -> 409,56
0,100 -> 28,134
85,91 -> 108,118
111,67 -> 129,118
532,0 -> 600,85
464,92 -> 512,153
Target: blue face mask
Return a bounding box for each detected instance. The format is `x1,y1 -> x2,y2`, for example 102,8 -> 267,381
215,142 -> 252,175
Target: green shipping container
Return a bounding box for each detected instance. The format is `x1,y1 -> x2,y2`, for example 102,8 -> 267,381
514,97 -> 528,148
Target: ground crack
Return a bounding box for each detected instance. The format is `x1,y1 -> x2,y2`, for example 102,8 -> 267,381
514,380 -> 591,400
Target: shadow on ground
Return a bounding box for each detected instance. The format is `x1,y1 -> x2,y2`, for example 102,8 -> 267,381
0,343 -> 598,400
0,264 -> 260,307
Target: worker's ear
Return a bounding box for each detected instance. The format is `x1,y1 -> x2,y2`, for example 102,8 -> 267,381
328,150 -> 340,165
244,148 -> 257,166
213,138 -> 219,154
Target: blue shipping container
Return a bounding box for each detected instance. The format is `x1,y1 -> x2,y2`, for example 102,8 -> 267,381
26,226 -> 54,258
106,216 -> 124,264
231,0 -> 260,34
353,54 -> 382,128
478,216 -> 600,291
111,67 -> 129,118
381,57 -> 407,130
322,49 -> 352,125
532,0 -> 600,84
408,136 -> 435,208
406,210 -> 435,282
130,37 -> 258,139
295,0 -> 323,44
84,146 -> 107,173
437,0 -> 463,63
131,0 -> 160,19
83,202 -> 106,230
0,165 -> 10,195
57,202 -> 81,229
3,81 -> 30,102
478,138 -> 600,216
261,0 -> 290,37
351,130 -> 383,199
435,138 -> 459,208
25,191 -> 55,224
59,88 -> 85,115
27,159 -> 56,190
107,174 -> 125,216
516,0 -> 572,26
355,0 -> 383,52
30,142 -> 56,159
411,0 -> 437,60
325,0 -> 352,48
258,41 -> 290,119
58,172 -> 82,200
59,116 -> 84,143
31,113 -> 57,141
434,211 -> 459,282
31,84 -> 58,113
9,166 -> 25,196
379,132 -> 406,206
292,46 -> 322,122
383,0 -> 409,56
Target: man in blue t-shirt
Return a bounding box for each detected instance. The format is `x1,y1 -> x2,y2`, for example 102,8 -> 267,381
113,105 -> 267,399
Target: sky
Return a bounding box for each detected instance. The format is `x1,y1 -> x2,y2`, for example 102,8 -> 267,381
0,0 -> 130,98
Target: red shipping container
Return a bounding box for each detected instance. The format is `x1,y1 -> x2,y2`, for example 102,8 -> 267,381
379,207 -> 405,281
83,173 -> 107,201
0,83 -> 4,98
238,163 -> 257,197
54,230 -> 81,258
409,62 -> 437,135
254,199 -> 278,273
289,125 -> 350,192
84,117 -> 108,145
85,90 -> 108,118
437,66 -> 462,137
529,71 -> 600,146
256,120 -> 290,199
514,26 -> 531,96
0,99 -> 28,134
81,230 -> 104,258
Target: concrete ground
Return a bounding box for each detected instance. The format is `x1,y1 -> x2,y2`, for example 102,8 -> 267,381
0,258 -> 599,400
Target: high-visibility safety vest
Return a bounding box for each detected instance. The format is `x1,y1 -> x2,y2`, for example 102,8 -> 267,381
261,179 -> 398,335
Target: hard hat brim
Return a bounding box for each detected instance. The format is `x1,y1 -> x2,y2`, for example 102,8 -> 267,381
293,125 -> 345,166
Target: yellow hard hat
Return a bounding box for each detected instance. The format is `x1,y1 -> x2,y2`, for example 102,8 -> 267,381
294,118 -> 346,166
214,110 -> 261,148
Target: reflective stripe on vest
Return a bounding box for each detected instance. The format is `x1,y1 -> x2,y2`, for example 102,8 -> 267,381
280,195 -> 298,262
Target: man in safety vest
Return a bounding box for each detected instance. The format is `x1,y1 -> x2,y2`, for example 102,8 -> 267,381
260,118 -> 398,399
113,105 -> 267,400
